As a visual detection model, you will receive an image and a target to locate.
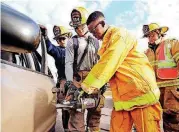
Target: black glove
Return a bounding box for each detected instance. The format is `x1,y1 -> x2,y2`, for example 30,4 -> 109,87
39,24 -> 48,38
64,81 -> 73,91
100,83 -> 108,95
65,81 -> 78,101
64,80 -> 73,87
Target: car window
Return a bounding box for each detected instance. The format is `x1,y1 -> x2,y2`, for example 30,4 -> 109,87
1,40 -> 53,78
1,51 -> 29,68
1,50 -> 36,70
1,50 -> 16,63
36,40 -> 54,78
14,53 -> 30,68
33,51 -> 53,78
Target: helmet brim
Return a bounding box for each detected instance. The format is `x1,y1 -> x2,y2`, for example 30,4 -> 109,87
53,32 -> 72,40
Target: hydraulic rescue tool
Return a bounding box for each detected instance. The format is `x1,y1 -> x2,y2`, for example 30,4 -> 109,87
52,82 -> 107,112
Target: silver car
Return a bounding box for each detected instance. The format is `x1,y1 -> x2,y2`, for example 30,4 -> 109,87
1,3 -> 57,132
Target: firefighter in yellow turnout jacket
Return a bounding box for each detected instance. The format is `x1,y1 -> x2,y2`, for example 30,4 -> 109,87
80,11 -> 163,132
142,23 -> 179,132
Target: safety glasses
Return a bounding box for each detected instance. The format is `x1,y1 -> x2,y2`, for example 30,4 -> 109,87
89,21 -> 103,34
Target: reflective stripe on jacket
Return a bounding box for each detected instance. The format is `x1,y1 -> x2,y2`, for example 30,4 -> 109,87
82,26 -> 160,111
145,39 -> 179,87
157,40 -> 178,79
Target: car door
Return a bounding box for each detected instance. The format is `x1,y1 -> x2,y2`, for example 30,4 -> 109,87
1,42 -> 57,132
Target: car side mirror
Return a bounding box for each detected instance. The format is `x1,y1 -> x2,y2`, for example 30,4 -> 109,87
1,3 -> 40,53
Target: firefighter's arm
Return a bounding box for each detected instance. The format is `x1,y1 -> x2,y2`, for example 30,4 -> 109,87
81,31 -> 135,94
45,39 -> 59,57
39,24 -> 59,58
171,39 -> 179,67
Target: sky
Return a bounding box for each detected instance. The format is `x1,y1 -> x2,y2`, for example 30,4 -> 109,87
2,0 -> 179,81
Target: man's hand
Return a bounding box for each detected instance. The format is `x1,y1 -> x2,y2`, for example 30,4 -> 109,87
39,24 -> 48,38
81,83 -> 99,94
64,81 -> 78,101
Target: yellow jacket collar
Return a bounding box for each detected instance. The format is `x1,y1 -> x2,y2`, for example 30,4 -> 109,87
98,26 -> 115,56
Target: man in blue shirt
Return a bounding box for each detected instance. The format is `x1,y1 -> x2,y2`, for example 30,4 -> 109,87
40,25 -> 72,132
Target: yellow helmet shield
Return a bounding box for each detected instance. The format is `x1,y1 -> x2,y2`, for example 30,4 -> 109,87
53,25 -> 72,40
70,7 -> 89,27
142,23 -> 169,38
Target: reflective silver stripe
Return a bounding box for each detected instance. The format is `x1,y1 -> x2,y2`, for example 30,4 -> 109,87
157,79 -> 179,87
158,60 -> 177,68
150,60 -> 176,68
173,52 -> 179,62
157,41 -> 177,68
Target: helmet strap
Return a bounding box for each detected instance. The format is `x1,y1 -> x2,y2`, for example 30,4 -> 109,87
83,31 -> 88,36
155,37 -> 162,45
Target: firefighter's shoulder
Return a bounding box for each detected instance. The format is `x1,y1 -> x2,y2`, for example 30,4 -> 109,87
164,38 -> 178,44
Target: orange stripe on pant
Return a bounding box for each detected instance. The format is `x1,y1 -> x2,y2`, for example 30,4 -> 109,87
110,102 -> 163,132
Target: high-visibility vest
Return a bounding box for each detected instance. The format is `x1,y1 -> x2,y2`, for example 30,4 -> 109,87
156,41 -> 178,79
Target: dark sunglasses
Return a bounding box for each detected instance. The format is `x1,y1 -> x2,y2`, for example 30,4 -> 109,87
58,37 -> 66,41
89,21 -> 104,34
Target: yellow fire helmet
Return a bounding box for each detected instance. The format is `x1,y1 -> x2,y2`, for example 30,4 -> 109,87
53,25 -> 72,40
69,7 -> 89,27
142,23 -> 169,38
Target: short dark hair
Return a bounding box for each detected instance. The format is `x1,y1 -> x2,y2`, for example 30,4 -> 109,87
86,11 -> 105,25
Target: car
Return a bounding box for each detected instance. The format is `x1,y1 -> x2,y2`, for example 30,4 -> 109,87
1,3 -> 57,132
